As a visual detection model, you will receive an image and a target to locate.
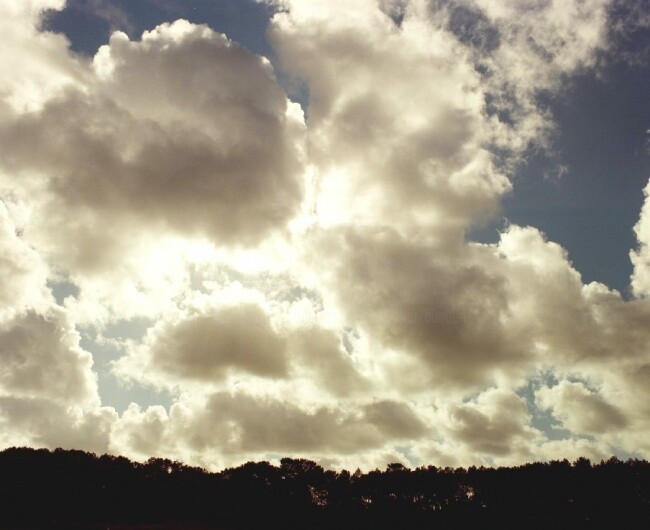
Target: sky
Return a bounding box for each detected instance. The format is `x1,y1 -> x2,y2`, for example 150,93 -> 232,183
0,0 -> 649,471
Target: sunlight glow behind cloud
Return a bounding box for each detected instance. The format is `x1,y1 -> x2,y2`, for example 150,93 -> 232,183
0,0 -> 648,470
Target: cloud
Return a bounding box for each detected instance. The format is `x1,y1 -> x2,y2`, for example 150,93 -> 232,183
446,388 -> 540,457
287,325 -> 370,397
110,404 -> 170,459
269,0 -> 509,230
607,0 -> 650,66
631,182 -> 650,297
112,284 -> 370,400
464,0 -> 611,153
110,392 -> 427,467
45,0 -> 135,35
0,292 -> 117,455
124,301 -> 289,384
533,437 -> 611,464
104,1 -> 650,466
0,19 -> 305,279
535,381 -> 627,434
0,397 -> 116,454
0,309 -> 98,406
0,0 -> 82,111
0,148 -> 116,455
307,226 -> 529,392
0,200 -> 50,320
0,0 -> 648,469
536,380 -> 628,435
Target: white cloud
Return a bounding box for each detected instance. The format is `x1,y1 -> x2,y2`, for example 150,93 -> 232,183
104,0 -> 650,466
269,0 -> 509,230
464,0 -> 611,155
121,300 -> 290,384
0,0 -> 82,111
305,226 -> 530,393
0,309 -> 98,406
286,325 -> 371,398
0,200 -> 50,320
631,181 -> 650,297
0,0 -> 648,469
536,380 -> 628,435
0,19 -> 306,283
0,14 -> 308,331
608,0 -> 650,66
446,388 -> 541,457
112,282 -> 371,401
110,392 -> 427,468
0,397 -> 116,454
0,305 -> 118,455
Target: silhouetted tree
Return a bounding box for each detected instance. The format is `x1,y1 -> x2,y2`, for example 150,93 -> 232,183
0,447 -> 648,529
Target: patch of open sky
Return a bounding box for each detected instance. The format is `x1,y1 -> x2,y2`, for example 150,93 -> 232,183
517,377 -> 641,461
48,279 -> 154,412
342,327 -> 358,355
517,377 -> 572,443
48,279 -> 80,306
97,364 -> 174,413
395,444 -> 420,467
41,0 -> 311,122
102,316 -> 152,341
41,0 -> 275,57
79,319 -> 173,413
471,58 -> 650,298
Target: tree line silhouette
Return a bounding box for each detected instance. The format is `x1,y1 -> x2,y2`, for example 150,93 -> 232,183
0,447 -> 648,529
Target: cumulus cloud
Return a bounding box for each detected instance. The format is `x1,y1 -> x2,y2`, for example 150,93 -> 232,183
0,200 -> 50,320
110,392 -> 427,468
0,12 -> 307,332
607,0 -> 650,66
446,388 -> 540,457
287,325 -> 370,397
0,397 -> 116,454
307,226 -> 529,392
0,0 -> 82,111
44,0 -> 134,35
0,18 -> 305,281
0,295 -> 117,455
0,173 -> 115,455
454,0 -> 611,154
113,284 -> 370,401
536,380 -> 628,435
1,0 -> 649,470
106,1 -> 650,465
0,310 -> 98,405
631,182 -> 650,297
269,0 -> 509,230
122,301 -> 289,384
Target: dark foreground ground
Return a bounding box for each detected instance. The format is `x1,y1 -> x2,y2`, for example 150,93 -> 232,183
10,523 -> 220,530
1,448 -> 648,529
